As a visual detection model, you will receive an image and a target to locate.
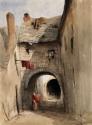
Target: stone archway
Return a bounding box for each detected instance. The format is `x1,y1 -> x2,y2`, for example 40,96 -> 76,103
21,68 -> 64,110
24,68 -> 62,89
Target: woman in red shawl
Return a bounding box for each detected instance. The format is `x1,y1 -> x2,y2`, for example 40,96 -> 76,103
32,92 -> 41,111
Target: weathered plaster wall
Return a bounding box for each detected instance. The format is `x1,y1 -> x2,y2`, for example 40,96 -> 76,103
0,13 -> 20,122
60,0 -> 92,114
0,46 -> 19,122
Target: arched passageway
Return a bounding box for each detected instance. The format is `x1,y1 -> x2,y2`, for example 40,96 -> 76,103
22,71 -> 64,111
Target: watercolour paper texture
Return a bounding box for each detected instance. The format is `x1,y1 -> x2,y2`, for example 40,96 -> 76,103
0,0 -> 92,125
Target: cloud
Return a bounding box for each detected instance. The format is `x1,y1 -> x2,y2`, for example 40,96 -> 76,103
26,0 -> 65,17
0,0 -> 65,26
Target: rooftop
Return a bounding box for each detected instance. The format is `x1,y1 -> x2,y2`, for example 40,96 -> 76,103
18,16 -> 61,45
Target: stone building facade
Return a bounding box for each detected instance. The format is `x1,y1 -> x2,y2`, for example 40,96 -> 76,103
14,16 -> 64,110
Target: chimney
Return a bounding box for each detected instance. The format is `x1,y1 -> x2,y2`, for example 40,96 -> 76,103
6,12 -> 16,55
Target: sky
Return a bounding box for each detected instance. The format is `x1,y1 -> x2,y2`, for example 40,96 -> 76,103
0,0 -> 65,26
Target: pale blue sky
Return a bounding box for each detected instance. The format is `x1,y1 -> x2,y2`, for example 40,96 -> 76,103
0,0 -> 65,26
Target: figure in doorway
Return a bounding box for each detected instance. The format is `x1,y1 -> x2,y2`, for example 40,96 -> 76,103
32,92 -> 41,111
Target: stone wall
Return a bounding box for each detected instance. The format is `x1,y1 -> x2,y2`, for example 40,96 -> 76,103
60,0 -> 92,114
15,41 -> 63,110
16,42 -> 62,75
0,13 -> 20,122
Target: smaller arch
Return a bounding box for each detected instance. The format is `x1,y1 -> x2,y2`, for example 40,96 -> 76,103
47,79 -> 61,99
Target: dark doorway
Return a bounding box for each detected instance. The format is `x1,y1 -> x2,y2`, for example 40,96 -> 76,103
47,79 -> 61,99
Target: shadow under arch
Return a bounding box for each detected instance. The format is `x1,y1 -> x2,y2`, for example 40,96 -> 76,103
46,79 -> 61,99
